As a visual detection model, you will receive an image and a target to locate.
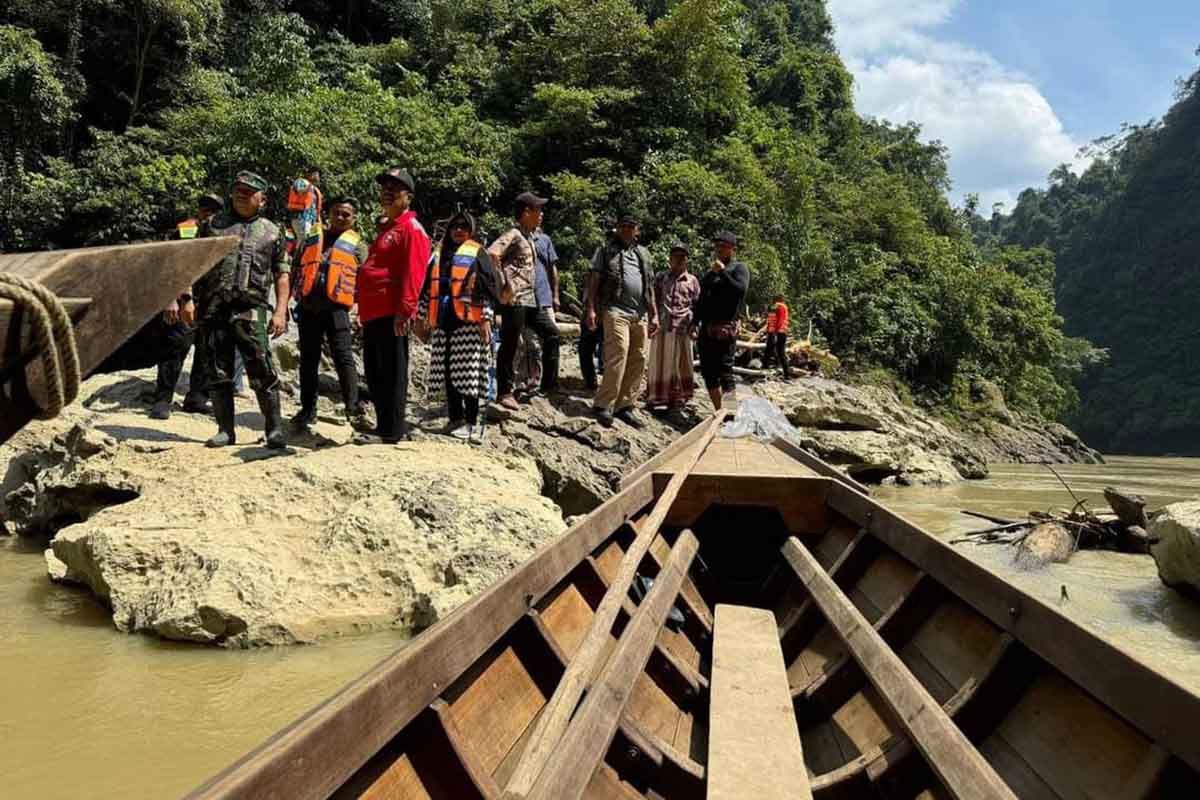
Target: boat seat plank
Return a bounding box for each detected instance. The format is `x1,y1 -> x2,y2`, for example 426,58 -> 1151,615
525,531 -> 701,800
782,537 -> 1017,800
707,604 -> 813,800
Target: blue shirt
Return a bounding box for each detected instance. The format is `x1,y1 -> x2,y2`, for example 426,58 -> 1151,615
532,232 -> 557,309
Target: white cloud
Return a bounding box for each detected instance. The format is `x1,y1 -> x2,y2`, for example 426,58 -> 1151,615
828,0 -> 1086,211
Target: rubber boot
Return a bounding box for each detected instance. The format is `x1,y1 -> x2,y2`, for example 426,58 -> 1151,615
205,388 -> 237,448
258,387 -> 287,450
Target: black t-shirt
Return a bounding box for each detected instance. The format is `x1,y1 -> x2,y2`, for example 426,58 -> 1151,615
695,261 -> 750,326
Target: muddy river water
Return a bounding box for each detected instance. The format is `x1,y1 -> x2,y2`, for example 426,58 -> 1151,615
3,456 -> 1199,798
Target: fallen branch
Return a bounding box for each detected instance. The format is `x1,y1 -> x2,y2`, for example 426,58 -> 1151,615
960,509 -> 1018,526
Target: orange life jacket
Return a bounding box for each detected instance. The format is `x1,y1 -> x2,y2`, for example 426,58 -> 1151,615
287,179 -> 320,214
427,241 -> 484,325
298,229 -> 362,307
766,302 -> 789,333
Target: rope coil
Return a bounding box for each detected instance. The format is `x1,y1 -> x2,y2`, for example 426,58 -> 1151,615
0,273 -> 81,418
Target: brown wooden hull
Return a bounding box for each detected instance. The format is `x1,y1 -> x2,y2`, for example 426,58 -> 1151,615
0,238 -> 237,443
190,427 -> 1200,799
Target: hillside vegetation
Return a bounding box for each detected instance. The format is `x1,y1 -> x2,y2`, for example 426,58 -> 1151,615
1,0 -> 1091,419
979,58 -> 1200,453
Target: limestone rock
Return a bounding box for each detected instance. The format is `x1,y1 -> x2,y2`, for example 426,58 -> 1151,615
48,443 -> 564,647
754,377 -> 985,485
1150,502 -> 1200,598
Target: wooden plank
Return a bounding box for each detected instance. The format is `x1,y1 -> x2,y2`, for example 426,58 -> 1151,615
707,605 -> 812,800
825,480 -> 1200,774
504,415 -> 723,797
782,538 -> 1017,800
524,530 -> 700,800
187,475 -> 655,800
620,409 -> 727,490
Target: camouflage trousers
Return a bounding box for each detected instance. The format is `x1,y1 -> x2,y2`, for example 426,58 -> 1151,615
201,308 -> 280,392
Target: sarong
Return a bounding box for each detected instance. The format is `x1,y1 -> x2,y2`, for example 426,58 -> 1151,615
646,330 -> 695,407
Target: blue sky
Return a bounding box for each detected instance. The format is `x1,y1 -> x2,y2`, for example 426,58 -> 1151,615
826,0 -> 1199,210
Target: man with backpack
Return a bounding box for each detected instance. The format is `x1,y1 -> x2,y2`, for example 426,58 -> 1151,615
584,215 -> 659,427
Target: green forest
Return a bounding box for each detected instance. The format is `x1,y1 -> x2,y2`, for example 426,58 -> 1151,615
975,57 -> 1200,454
1,0 -> 1095,421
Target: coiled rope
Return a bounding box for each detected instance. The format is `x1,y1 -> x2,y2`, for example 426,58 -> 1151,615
0,273 -> 81,418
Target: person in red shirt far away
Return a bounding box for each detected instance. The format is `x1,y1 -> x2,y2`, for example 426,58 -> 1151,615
765,294 -> 792,379
354,167 -> 431,444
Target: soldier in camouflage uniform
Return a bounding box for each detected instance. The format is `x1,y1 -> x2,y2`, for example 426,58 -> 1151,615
195,171 -> 292,449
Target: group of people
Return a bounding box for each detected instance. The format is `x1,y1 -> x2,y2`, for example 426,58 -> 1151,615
113,164 -> 788,449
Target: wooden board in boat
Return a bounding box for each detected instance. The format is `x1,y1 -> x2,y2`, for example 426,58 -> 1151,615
189,425 -> 1200,800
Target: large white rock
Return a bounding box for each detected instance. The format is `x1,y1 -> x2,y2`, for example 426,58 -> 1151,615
46,440 -> 564,647
1150,501 -> 1200,598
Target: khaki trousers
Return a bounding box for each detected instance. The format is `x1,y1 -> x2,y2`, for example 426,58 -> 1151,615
594,310 -> 648,412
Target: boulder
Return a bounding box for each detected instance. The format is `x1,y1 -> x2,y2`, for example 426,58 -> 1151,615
48,442 -> 564,647
1014,523 -> 1074,568
1149,502 -> 1200,598
755,377 -> 986,485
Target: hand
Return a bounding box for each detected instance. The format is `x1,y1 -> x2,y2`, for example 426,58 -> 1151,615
268,311 -> 288,338
479,319 -> 492,344
163,299 -> 180,324
394,314 -> 410,336
648,317 -> 660,338
690,324 -> 699,340
585,307 -> 598,331
179,300 -> 195,326
711,259 -> 725,273
552,299 -> 560,313
349,304 -> 361,331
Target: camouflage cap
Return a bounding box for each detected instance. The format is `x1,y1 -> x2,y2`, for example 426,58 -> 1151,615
233,171 -> 269,192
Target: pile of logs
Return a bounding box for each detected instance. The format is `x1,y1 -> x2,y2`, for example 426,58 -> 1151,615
951,485 -> 1158,559
736,320 -> 840,380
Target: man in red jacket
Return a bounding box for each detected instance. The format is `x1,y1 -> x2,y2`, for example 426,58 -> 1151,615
354,167 -> 431,444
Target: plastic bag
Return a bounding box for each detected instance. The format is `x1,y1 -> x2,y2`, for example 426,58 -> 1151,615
720,396 -> 797,442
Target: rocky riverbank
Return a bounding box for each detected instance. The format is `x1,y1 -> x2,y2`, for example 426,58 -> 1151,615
0,334 -> 1101,647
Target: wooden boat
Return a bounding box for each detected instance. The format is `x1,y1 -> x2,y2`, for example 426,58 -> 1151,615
191,415 -> 1199,799
0,238 -> 236,443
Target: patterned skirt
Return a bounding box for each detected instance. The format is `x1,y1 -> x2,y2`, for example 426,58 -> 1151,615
646,330 -> 696,407
429,325 -> 492,400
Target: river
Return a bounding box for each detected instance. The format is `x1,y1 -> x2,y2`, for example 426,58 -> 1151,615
2,456 -> 1199,798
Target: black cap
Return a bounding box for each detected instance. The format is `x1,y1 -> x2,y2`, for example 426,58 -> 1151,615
376,167 -> 415,192
198,194 -> 224,212
618,215 -> 639,227
712,230 -> 738,247
515,191 -> 548,211
669,240 -> 690,255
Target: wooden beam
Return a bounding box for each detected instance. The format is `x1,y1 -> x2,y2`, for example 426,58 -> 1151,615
781,538 -> 1016,800
0,238 -> 237,443
525,610 -> 707,794
824,480 -> 1200,774
186,475 -> 655,800
524,530 -> 700,800
505,416 -> 723,796
708,605 -> 813,800
620,409 -> 727,490
772,436 -> 872,495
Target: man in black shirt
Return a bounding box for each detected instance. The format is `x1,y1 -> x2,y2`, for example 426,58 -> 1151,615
692,230 -> 750,411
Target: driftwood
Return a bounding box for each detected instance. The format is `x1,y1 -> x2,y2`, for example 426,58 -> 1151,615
952,472 -> 1161,559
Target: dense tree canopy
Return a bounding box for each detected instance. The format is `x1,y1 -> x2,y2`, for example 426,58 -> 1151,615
1,0 -> 1088,420
979,56 -> 1200,452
